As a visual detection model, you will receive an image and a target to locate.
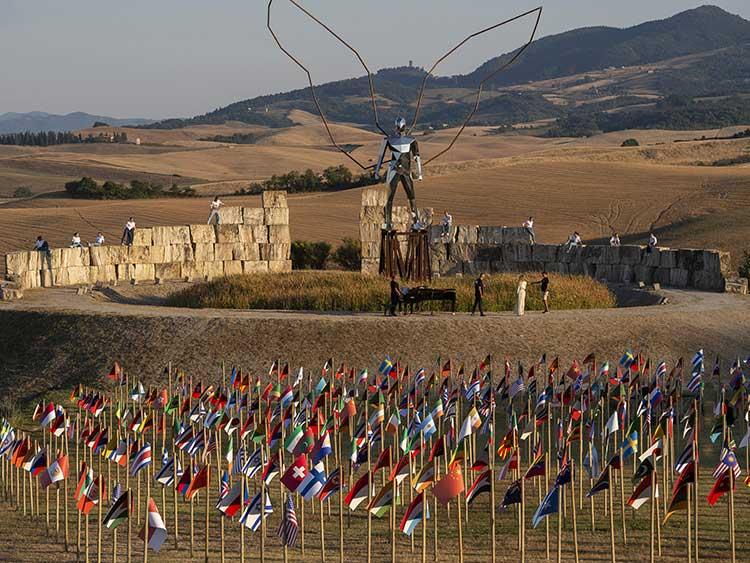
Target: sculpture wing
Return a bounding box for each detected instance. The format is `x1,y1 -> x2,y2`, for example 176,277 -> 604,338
407,7 -> 543,167
267,0 -> 387,171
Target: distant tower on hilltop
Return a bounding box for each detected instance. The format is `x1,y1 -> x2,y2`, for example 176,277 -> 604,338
408,60 -> 413,68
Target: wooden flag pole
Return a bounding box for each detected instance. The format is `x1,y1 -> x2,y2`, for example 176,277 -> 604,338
556,491 -> 562,563
339,463 -> 344,563
144,480 -> 150,563
98,456 -> 103,563
687,484 -> 692,563
729,468 -> 736,563
320,497 -> 327,563
456,490 -> 464,563
570,470 -> 579,563
64,423 -> 71,552
649,467 -> 655,563
608,469 -> 616,563
205,456 -> 210,563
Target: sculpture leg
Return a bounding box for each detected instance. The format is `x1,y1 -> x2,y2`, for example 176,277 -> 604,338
385,173 -> 399,230
401,175 -> 418,228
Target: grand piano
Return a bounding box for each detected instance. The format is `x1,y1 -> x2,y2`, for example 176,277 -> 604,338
395,286 -> 457,314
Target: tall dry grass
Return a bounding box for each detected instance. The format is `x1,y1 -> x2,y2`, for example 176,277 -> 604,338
167,271 -> 616,312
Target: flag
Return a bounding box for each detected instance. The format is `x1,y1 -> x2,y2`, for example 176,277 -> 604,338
103,489 -> 130,530
664,462 -> 694,522
432,463 -> 464,506
345,471 -> 371,510
217,479 -> 246,517
138,498 -> 167,552
399,491 -> 429,536
130,443 -> 152,477
412,461 -> 435,493
604,411 -> 619,437
532,486 -> 559,528
240,491 -> 273,531
713,445 -> 741,480
318,467 -> 341,502
298,462 -> 326,501
458,407 -> 482,442
466,470 -> 491,505
501,480 -> 522,508
311,431 -> 332,465
277,494 -> 299,547
185,465 -> 208,500
707,472 -> 734,506
587,467 -> 610,497
281,455 -> 308,493
367,483 -> 395,518
627,473 -> 658,509
40,453 -> 69,489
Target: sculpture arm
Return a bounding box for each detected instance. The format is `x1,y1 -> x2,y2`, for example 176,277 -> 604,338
373,138 -> 388,180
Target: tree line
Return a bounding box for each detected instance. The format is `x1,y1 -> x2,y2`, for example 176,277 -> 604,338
236,165 -> 378,195
65,177 -> 196,200
0,130 -> 128,146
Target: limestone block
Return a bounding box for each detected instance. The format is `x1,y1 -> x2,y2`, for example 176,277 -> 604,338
193,243 -> 214,262
92,265 -> 117,284
594,263 -> 612,281
265,244 -> 289,261
455,225 -> 478,244
220,206 -> 244,225
131,228 -> 152,246
223,260 -> 243,276
692,270 -> 725,292
361,258 -> 380,276
502,227 -> 533,245
165,244 -> 194,263
440,258 -> 464,276
242,208 -> 265,226
633,266 -> 654,285
115,264 -> 132,281
509,243 -> 533,263
544,262 -> 569,275
108,246 -> 130,265
669,268 -> 689,288
40,269 -> 55,287
532,244 -> 558,263
557,246 -> 582,264
19,270 -> 41,289
128,245 -> 152,264
641,248 -> 661,267
417,207 -> 434,227
477,227 -> 504,245
60,247 -> 90,268
155,263 -> 181,281
449,243 -> 476,262
491,261 -> 518,274
262,190 -> 288,208
476,245 -> 504,262
204,261 -> 225,279
361,188 -> 387,207
724,277 -> 748,295
132,264 -> 155,282
360,222 -> 382,243
360,206 -> 384,223
180,261 -> 205,281
567,260 -> 585,276
152,225 -> 190,246
150,246 -> 167,263
700,250 -> 724,273
619,246 -> 642,265
362,242 -> 381,260
719,251 -> 731,274
216,224 -> 242,244
583,246 -> 607,265
89,246 -> 111,267
676,250 -> 695,270
190,224 -> 216,244
654,268 -> 671,286
214,243 -> 234,261
264,207 -> 289,226
233,243 -> 260,261
243,260 -> 269,274
5,252 -> 29,275
268,225 -> 291,243
621,265 -> 634,284
268,260 -> 292,273
659,250 -> 678,269
602,246 -> 620,265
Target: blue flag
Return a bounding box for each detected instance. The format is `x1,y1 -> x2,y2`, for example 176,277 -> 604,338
532,486 -> 559,528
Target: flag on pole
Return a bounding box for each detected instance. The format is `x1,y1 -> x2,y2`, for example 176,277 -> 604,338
138,498 -> 167,552
298,462 -> 326,501
185,465 -> 208,500
40,453 -> 68,489
367,483 -> 395,518
130,443 -> 152,476
345,471 -> 372,510
432,462 -> 465,506
627,473 -> 658,509
281,455 -> 308,493
103,489 -> 130,529
217,479 -> 247,517
399,491 -> 430,536
466,470 -> 491,505
532,486 -> 559,528
587,467 -> 610,497
277,494 -> 299,547
318,467 -> 341,502
457,407 -> 482,442
239,491 -> 273,531
501,480 -> 522,508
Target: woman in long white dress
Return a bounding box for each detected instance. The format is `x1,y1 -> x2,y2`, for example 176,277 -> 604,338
516,275 -> 527,316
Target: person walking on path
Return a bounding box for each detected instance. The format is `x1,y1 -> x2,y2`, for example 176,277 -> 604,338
647,232 -> 658,254
388,276 -> 401,317
531,271 -> 550,313
523,217 -> 536,244
515,275 -> 527,316
121,217 -> 136,246
207,196 -> 223,225
472,273 -> 486,316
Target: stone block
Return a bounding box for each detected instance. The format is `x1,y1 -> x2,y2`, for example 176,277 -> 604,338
214,243 -> 234,261
619,246 -> 642,265
669,268 -> 690,288
641,248 -> 661,267
131,228 -> 152,246
216,224 -> 242,244
361,258 -> 380,276
449,243 -> 476,262
602,246 -> 620,264
91,265 -> 117,284
264,207 -> 289,226
190,224 -> 216,244
268,225 -> 291,243
361,188 -> 388,207
262,190 -> 288,208
508,243 -> 533,263
621,265 -> 634,284
700,250 -> 723,273
19,270 -> 41,289
633,266 -> 654,285
40,269 -> 55,287
477,226 -> 504,245
503,227 -> 533,245
108,246 -> 130,265
89,246 -> 111,267
567,260 -> 585,276
194,243 -> 215,262
152,225 -> 190,246
128,245 -> 152,264
654,268 -> 671,286
165,244 -> 193,263
692,270 -> 725,292
719,251 -> 731,274
676,250 -> 695,270
60,247 -> 90,268
204,261 -> 225,279
233,243 -> 260,261
558,245 -> 582,264
360,205 -> 384,224
544,262 -> 569,275
362,242 -> 381,260
5,252 -> 29,275
242,208 -> 265,226
476,245 -> 503,262
659,250 -> 678,269
455,225 -> 478,244
532,244 -> 558,263
180,262 -> 205,281
223,260 -> 243,276
268,260 -> 292,273
416,208 -> 434,227
463,261 -> 490,275
440,258 -> 464,276
219,206 -> 244,224
583,246 -> 607,264
243,260 -> 269,274
154,263 -> 181,282
724,277 -> 748,295
360,222 -> 382,243
132,264 -> 155,282
115,264 -> 132,281
594,263 -> 612,281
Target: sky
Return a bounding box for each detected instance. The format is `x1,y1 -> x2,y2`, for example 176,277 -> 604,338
1,0 -> 748,120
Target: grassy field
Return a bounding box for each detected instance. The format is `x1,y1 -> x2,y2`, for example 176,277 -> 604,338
165,272 -> 616,313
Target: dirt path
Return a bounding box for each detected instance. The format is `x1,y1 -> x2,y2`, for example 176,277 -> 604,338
0,285 -> 747,403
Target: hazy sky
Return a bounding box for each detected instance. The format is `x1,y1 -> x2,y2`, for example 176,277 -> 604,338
1,1 -> 748,119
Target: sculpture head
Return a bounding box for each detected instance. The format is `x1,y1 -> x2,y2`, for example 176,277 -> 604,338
395,117 -> 407,134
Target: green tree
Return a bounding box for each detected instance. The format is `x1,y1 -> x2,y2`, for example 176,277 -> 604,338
332,238 -> 361,271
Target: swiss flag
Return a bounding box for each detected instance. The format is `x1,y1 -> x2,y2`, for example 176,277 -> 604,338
281,455 -> 307,492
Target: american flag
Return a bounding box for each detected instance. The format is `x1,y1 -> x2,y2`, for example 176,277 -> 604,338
277,494 -> 299,547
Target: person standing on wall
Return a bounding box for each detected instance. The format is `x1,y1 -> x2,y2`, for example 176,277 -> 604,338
531,271 -> 550,313
121,217 -> 136,246
472,273 -> 486,316
208,196 -> 223,225
523,216 -> 536,245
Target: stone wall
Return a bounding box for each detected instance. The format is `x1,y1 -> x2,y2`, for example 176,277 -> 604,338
4,191 -> 291,290
359,188 -> 732,292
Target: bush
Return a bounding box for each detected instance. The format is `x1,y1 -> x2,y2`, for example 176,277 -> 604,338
739,250 -> 750,279
621,138 -> 640,147
12,186 -> 33,198
64,177 -> 196,199
291,241 -> 331,270
332,238 -> 361,271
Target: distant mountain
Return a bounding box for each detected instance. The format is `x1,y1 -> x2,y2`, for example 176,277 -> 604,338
0,111 -> 155,134
147,5 -> 750,133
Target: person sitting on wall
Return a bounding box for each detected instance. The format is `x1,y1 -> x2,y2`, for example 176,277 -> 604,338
70,232 -> 83,248
92,232 -> 105,246
610,232 -> 621,247
33,235 -> 50,254
564,231 -> 582,252
647,232 -> 658,254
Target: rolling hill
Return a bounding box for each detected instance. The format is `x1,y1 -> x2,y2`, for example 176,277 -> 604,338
0,111 -> 155,134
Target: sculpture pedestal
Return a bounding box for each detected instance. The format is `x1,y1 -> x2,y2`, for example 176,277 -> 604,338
379,229 -> 431,283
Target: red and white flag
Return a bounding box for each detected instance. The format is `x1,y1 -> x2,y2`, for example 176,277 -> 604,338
139,498 -> 167,552
40,454 -> 69,489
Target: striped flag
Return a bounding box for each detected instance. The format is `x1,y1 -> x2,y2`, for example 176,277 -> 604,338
713,444 -> 741,480
103,489 -> 130,530
399,492 -> 429,536
239,491 -> 273,531
130,443 -> 152,476
277,494 -> 299,547
138,498 -> 167,552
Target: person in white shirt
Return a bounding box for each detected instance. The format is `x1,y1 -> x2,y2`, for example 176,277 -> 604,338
647,232 -> 658,254
70,232 -> 83,248
208,196 -> 223,225
121,217 -> 136,246
610,232 -> 621,247
33,235 -> 50,253
564,231 -> 582,252
93,232 -> 105,246
440,210 -> 453,238
523,216 -> 536,244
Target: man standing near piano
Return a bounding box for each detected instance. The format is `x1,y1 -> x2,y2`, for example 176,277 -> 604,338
471,273 -> 486,317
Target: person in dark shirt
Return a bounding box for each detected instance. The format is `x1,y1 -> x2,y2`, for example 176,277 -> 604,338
531,271 -> 550,313
389,276 -> 401,316
471,273 -> 486,316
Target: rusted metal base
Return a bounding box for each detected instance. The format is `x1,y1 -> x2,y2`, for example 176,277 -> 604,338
379,229 -> 431,283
